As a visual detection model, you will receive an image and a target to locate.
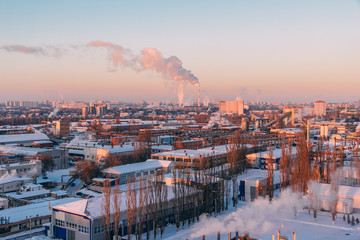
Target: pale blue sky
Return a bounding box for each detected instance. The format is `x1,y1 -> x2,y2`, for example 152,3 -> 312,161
1,0 -> 360,103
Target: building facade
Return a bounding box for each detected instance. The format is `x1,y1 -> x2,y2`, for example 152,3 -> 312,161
219,100 -> 244,115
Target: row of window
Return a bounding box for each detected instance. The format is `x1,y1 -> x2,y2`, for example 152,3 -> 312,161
16,167 -> 32,173
55,219 -> 65,227
78,225 -> 89,233
94,222 -> 116,234
66,221 -> 77,229
55,219 -> 89,234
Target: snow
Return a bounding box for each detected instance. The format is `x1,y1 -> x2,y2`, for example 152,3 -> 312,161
53,184 -> 191,219
152,145 -> 174,151
5,189 -> 50,199
0,145 -> 48,156
0,197 -> 79,223
25,236 -> 51,240
238,169 -> 280,185
36,168 -> 74,184
163,191 -> 360,240
0,133 -> 49,144
102,159 -> 173,175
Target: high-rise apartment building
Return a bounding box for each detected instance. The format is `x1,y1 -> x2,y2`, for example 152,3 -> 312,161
219,100 -> 244,115
314,100 -> 326,116
54,118 -> 70,137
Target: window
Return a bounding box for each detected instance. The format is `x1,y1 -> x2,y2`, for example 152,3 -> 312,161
136,172 -> 141,177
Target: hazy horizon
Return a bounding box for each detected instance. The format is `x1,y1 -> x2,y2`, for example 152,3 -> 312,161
1,0 -> 360,103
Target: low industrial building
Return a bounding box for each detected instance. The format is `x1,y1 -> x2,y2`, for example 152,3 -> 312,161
238,169 -> 280,202
102,159 -> 173,184
0,160 -> 42,178
246,147 -> 297,170
151,144 -> 229,168
0,198 -> 79,237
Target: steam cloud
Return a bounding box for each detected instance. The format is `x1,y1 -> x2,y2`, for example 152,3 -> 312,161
203,112 -> 232,129
1,41 -> 199,105
189,189 -> 304,238
88,41 -> 199,105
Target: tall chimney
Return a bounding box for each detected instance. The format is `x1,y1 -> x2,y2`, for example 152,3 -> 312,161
277,231 -> 280,240
292,232 -> 296,240
198,85 -> 200,107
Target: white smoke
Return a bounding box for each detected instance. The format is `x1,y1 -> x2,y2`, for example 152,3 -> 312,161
88,41 -> 199,105
237,86 -> 248,101
0,167 -> 38,184
190,189 -> 304,238
202,112 -> 232,129
49,107 -> 60,118
1,42 -> 200,105
202,95 -> 210,107
0,170 -> 18,183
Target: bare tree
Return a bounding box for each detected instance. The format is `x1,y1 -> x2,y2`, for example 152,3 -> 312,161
102,179 -> 111,240
126,177 -> 137,240
137,177 -> 147,240
75,160 -> 101,185
38,154 -> 55,176
266,148 -> 274,201
88,119 -> 103,140
113,181 -> 122,239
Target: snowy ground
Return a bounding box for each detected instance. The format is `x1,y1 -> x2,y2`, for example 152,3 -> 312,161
36,168 -> 74,184
163,210 -> 360,240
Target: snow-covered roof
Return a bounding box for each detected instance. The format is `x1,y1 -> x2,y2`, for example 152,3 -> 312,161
53,184 -> 190,219
152,145 -> 174,151
0,197 -> 79,223
0,145 -> 49,156
6,189 -> 50,199
66,140 -> 134,153
0,133 -> 49,144
238,169 -> 280,185
153,144 -> 230,158
102,159 -> 173,175
0,177 -> 33,185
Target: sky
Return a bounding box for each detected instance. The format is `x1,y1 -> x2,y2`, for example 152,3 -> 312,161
0,0 -> 360,103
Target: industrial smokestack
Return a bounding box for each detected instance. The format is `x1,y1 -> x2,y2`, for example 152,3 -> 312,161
198,84 -> 201,107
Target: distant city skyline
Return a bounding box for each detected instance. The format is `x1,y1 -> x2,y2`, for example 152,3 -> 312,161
1,0 -> 360,103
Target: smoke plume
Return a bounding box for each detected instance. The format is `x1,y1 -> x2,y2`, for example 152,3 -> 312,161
1,41 -> 199,105
237,86 -> 248,101
189,189 -> 304,238
88,41 -> 199,105
203,112 -> 232,129
87,41 -> 131,69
